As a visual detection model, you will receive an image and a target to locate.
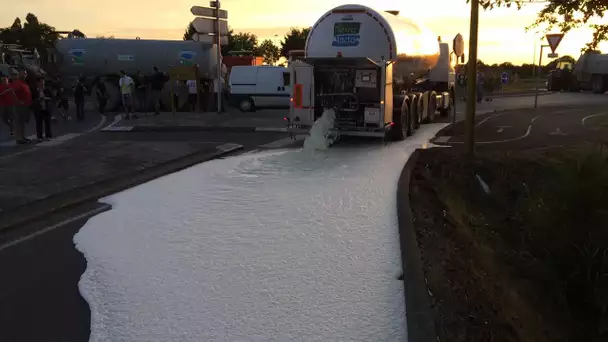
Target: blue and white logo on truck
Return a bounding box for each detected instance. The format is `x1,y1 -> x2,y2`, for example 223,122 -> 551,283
179,51 -> 197,66
68,49 -> 86,65
332,22 -> 361,47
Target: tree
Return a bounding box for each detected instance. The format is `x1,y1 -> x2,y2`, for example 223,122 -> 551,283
280,27 -> 311,57
257,39 -> 281,64
228,32 -> 258,53
474,0 -> 608,51
183,22 -> 196,41
0,13 -> 59,68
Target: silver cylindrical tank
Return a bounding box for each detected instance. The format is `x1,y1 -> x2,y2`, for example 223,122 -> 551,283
55,38 -> 216,78
305,4 -> 440,86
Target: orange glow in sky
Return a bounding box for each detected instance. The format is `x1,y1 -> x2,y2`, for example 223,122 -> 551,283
4,0 -> 607,64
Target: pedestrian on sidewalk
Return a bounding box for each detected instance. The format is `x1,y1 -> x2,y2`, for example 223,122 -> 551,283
119,70 -> 136,120
96,80 -> 109,114
73,75 -> 87,121
11,70 -> 33,144
0,72 -> 16,136
135,70 -> 147,114
186,79 -> 198,112
32,78 -> 53,142
150,66 -> 164,115
55,83 -> 70,122
200,77 -> 211,112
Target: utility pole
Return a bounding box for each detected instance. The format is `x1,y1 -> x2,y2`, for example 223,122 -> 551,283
214,1 -> 223,114
465,0 -> 479,156
534,44 -> 548,108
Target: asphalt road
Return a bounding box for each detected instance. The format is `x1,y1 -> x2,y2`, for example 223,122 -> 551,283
0,128 -> 288,342
0,92 -> 606,342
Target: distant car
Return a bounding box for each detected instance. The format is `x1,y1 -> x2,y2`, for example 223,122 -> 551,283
228,66 -> 291,112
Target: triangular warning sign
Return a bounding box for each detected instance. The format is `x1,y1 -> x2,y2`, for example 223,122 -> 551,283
546,33 -> 564,53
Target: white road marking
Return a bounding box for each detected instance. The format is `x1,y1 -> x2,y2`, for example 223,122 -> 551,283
87,114 -> 107,133
259,135 -> 306,149
216,143 -> 243,153
581,112 -> 608,127
100,115 -> 129,131
449,115 -> 539,145
37,133 -> 81,147
475,111 -> 506,127
0,204 -> 111,252
496,126 -> 511,133
433,136 -> 451,144
548,128 -> 568,136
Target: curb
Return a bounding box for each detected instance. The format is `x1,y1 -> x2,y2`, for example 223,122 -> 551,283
0,143 -> 243,234
396,149 -> 437,342
102,125 -> 289,133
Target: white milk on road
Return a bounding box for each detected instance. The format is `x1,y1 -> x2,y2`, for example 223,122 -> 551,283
74,122 -> 447,342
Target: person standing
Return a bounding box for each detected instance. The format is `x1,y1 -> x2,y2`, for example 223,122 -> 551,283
73,75 -> 87,121
32,78 -> 53,142
96,80 -> 108,114
0,72 -> 16,136
135,70 -> 147,114
119,70 -> 135,119
150,66 -> 165,116
11,70 -> 32,144
186,79 -> 198,112
56,83 -> 70,121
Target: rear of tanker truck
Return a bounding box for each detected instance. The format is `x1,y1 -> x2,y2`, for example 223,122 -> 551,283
288,4 -> 445,140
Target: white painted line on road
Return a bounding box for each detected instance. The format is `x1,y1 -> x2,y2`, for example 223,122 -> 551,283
496,126 -> 511,133
582,112 -> 608,127
216,143 -> 243,153
86,114 -> 107,133
254,127 -> 288,132
101,126 -> 134,132
449,115 -> 538,145
475,111 -> 505,127
37,133 -> 81,147
0,204 -> 111,252
259,135 -> 306,149
433,136 -> 451,144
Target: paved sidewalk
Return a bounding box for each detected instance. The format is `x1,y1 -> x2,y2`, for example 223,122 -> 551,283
0,137 -> 242,231
103,109 -> 289,133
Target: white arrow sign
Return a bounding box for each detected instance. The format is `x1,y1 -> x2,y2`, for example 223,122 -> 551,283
192,17 -> 228,35
190,6 -> 228,19
546,33 -> 564,53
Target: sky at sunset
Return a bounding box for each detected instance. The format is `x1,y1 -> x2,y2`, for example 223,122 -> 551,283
5,0 -> 608,64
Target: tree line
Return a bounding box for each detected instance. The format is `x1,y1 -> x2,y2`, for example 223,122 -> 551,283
184,24 -> 309,65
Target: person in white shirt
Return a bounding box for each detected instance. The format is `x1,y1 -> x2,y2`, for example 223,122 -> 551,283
186,79 -> 198,112
119,70 -> 135,119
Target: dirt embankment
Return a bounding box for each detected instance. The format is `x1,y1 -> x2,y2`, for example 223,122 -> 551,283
408,145 -> 608,341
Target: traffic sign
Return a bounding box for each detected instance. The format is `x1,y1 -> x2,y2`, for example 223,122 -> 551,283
192,17 -> 229,35
453,34 -> 465,57
545,33 -> 564,53
193,33 -> 229,45
501,72 -> 509,85
547,52 -> 559,58
190,6 -> 228,19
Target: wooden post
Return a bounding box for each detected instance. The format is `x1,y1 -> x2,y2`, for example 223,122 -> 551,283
465,0 -> 479,157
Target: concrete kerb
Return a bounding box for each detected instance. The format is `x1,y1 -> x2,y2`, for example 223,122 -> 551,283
103,125 -> 289,133
0,143 -> 244,234
396,149 -> 437,342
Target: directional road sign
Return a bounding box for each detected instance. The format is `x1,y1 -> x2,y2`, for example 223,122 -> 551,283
501,72 -> 509,85
546,33 -> 564,53
192,17 -> 229,35
193,33 -> 229,45
190,6 -> 228,19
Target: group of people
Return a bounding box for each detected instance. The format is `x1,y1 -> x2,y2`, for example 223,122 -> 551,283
0,69 -> 89,145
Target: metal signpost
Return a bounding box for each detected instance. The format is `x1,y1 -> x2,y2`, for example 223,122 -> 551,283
190,3 -> 229,114
534,33 -> 564,108
452,33 -> 465,126
501,71 -> 509,96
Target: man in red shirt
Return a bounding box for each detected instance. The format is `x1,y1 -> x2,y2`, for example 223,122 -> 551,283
11,70 -> 32,144
0,72 -> 16,136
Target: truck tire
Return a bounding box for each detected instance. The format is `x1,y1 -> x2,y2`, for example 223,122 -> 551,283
411,98 -> 421,130
439,93 -> 451,117
428,93 -> 437,123
239,97 -> 255,112
591,74 -> 606,94
389,106 -> 408,141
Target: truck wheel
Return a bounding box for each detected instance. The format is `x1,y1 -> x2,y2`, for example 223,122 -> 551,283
411,99 -> 421,129
390,107 -> 407,141
592,75 -> 606,94
239,98 -> 255,112
428,94 -> 437,122
407,102 -> 416,136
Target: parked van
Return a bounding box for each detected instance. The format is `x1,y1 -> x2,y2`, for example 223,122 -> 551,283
228,66 -> 291,112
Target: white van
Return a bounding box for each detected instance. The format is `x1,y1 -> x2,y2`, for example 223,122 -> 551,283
229,66 -> 291,112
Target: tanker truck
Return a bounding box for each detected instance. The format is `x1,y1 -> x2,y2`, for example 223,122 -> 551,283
288,4 -> 459,141
50,38 -> 218,111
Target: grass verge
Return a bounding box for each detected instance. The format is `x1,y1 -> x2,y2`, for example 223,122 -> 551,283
409,144 -> 608,341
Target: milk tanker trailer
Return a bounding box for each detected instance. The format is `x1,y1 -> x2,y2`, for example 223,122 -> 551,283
53,38 -> 218,111
288,4 -> 462,141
